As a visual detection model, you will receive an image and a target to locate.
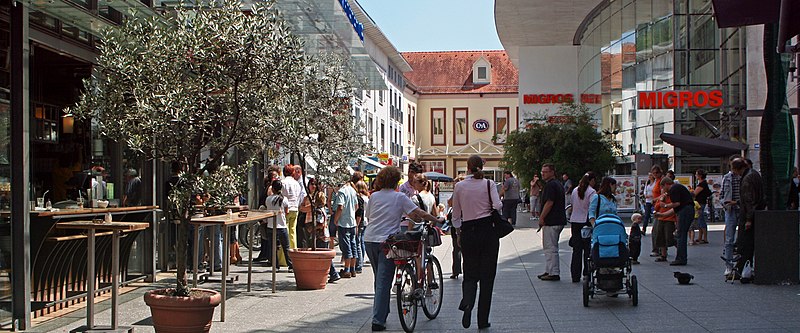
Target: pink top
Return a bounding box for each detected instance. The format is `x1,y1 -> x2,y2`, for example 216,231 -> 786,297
452,176 -> 502,227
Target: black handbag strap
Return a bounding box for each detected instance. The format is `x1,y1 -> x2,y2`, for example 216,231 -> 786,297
594,194 -> 602,220
486,179 -> 493,211
415,194 -> 427,212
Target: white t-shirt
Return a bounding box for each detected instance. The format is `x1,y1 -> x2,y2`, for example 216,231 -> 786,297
281,176 -> 303,211
569,187 -> 596,223
265,194 -> 289,228
412,191 -> 437,215
644,182 -> 655,203
364,189 -> 418,243
360,194 -> 370,226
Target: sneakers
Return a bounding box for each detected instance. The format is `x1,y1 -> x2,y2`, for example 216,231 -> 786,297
723,267 -> 733,276
669,260 -> 687,266
537,272 -> 549,279
541,275 -> 560,281
341,271 -> 352,278
328,274 -> 341,283
371,323 -> 386,331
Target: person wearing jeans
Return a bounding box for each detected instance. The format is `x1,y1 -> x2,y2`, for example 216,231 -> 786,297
363,166 -> 441,332
659,177 -> 694,266
720,160 -> 741,275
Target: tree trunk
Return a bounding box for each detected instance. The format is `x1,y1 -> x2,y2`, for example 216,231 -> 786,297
759,23 -> 794,210
174,213 -> 191,296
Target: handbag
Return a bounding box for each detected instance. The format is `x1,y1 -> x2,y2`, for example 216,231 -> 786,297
488,180 -> 514,238
741,260 -> 754,283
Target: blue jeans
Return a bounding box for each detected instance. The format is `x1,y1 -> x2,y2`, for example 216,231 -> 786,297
697,203 -> 708,229
365,242 -> 395,326
675,206 -> 695,263
187,225 -> 222,270
315,239 -> 339,278
643,202 -> 653,229
337,226 -> 358,260
356,225 -> 366,271
263,228 -> 293,269
723,207 -> 739,269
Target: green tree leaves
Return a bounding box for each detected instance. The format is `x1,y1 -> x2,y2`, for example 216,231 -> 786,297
502,104 -> 615,186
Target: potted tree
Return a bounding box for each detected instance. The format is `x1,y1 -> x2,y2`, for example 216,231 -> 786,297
277,55 -> 370,289
70,1 -> 307,331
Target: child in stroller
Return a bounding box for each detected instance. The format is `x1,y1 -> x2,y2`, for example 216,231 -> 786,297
582,213 -> 638,307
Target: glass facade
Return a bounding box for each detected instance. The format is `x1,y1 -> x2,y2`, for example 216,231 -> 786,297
577,0 -> 747,172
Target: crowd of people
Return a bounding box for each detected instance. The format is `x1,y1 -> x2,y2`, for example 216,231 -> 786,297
183,152 -> 775,331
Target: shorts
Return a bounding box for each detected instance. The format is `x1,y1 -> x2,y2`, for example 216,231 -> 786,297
654,219 -> 676,248
337,226 -> 358,259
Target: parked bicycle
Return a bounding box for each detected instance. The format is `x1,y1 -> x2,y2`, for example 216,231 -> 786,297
383,221 -> 444,332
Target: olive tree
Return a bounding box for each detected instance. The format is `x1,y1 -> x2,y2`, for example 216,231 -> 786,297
70,0 -> 307,296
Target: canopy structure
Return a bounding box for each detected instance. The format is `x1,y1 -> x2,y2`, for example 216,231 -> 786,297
660,133 -> 747,157
424,172 -> 453,182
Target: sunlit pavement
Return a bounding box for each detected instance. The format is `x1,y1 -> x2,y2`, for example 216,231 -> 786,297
37,211 -> 800,332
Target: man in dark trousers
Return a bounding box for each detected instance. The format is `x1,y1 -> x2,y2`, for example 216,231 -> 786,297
731,158 -> 765,278
500,171 -> 521,226
538,163 -> 566,281
659,177 -> 694,266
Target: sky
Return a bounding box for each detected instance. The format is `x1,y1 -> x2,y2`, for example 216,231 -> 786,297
356,0 -> 504,52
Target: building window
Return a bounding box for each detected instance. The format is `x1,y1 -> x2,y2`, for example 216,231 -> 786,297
431,108 -> 445,145
421,161 -> 445,174
477,67 -> 487,80
653,123 -> 664,147
381,121 -> 386,152
454,108 -> 468,145
379,90 -> 384,105
494,107 -> 509,144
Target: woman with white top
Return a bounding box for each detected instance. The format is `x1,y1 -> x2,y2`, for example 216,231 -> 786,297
452,155 -> 502,329
363,166 -> 442,332
264,180 -> 293,271
568,172 -> 596,283
643,173 -> 655,235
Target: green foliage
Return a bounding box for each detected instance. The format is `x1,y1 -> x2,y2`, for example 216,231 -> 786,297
502,104 -> 615,186
67,0 -> 366,295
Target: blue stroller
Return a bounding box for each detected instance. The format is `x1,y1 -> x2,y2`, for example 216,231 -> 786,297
582,214 -> 638,307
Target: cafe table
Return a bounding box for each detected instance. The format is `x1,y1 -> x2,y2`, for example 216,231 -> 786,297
190,210 -> 277,322
56,220 -> 149,332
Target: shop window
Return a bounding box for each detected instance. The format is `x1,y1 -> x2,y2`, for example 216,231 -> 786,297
431,108 -> 445,145
454,108 -> 468,145
653,123 -> 665,147
494,107 -> 508,144
421,161 -> 445,174
33,104 -> 59,143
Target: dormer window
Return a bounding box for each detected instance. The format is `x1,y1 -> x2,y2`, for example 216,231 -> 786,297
472,56 -> 491,84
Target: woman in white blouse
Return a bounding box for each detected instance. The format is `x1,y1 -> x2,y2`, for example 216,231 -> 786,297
451,155 -> 502,329
568,172 -> 596,283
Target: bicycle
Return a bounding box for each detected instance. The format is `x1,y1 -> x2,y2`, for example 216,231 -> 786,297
384,221 -> 444,332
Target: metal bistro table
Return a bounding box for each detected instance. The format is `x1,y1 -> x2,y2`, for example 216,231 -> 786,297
190,210 -> 277,322
56,220 -> 149,332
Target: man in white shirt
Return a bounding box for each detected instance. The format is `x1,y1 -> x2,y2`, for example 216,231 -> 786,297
281,164 -> 304,249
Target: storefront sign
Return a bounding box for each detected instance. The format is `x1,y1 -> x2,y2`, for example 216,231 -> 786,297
473,119 -> 490,132
523,93 -> 602,105
338,0 -> 365,41
547,116 -> 575,124
638,90 -> 723,109
377,153 -> 389,163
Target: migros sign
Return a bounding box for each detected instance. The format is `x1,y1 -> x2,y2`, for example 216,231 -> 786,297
638,90 -> 723,109
522,93 -> 603,105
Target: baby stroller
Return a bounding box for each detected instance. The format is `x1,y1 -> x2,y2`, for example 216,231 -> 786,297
582,214 -> 638,307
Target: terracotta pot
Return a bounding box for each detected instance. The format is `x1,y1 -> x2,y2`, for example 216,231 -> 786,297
144,288 -> 222,333
288,248 -> 336,290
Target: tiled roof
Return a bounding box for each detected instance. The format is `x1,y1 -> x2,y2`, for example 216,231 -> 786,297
401,50 -> 518,94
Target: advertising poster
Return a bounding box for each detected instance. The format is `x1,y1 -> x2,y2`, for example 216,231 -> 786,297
611,175 -> 637,211
675,174 -> 693,187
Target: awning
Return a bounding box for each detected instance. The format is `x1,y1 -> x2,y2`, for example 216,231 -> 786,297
359,156 -> 386,170
660,133 -> 747,157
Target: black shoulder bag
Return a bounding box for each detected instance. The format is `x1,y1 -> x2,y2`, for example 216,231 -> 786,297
488,180 -> 514,238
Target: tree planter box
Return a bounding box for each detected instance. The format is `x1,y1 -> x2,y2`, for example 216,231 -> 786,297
144,288 -> 222,333
754,210 -> 799,285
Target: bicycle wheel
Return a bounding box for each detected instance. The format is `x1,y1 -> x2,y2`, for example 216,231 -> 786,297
396,265 -> 417,332
422,255 -> 443,319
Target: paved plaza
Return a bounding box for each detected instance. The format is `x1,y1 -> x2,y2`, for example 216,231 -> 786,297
36,212 -> 800,332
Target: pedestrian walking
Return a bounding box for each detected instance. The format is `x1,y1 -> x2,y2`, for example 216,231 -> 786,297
588,177 -> 618,225
448,174 -> 466,279
732,158 -> 765,279
642,173 -> 655,236
500,171 -> 521,226
537,163 -> 567,282
452,155 -> 502,329
263,180 -> 293,272
568,172 -> 596,282
530,176 -> 542,220
363,166 -> 441,332
332,172 -> 360,278
693,169 -> 712,244
721,156 -> 741,275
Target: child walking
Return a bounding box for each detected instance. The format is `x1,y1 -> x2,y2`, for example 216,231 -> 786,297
264,180 -> 293,272
629,213 -> 643,264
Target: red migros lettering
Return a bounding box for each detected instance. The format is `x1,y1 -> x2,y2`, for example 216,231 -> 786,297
638,90 -> 724,109
523,93 -> 575,105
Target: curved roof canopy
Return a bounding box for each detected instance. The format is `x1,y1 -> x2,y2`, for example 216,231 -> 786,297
494,0 -> 601,64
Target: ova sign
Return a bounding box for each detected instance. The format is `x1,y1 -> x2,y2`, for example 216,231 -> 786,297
473,119 -> 490,132
638,90 -> 723,109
